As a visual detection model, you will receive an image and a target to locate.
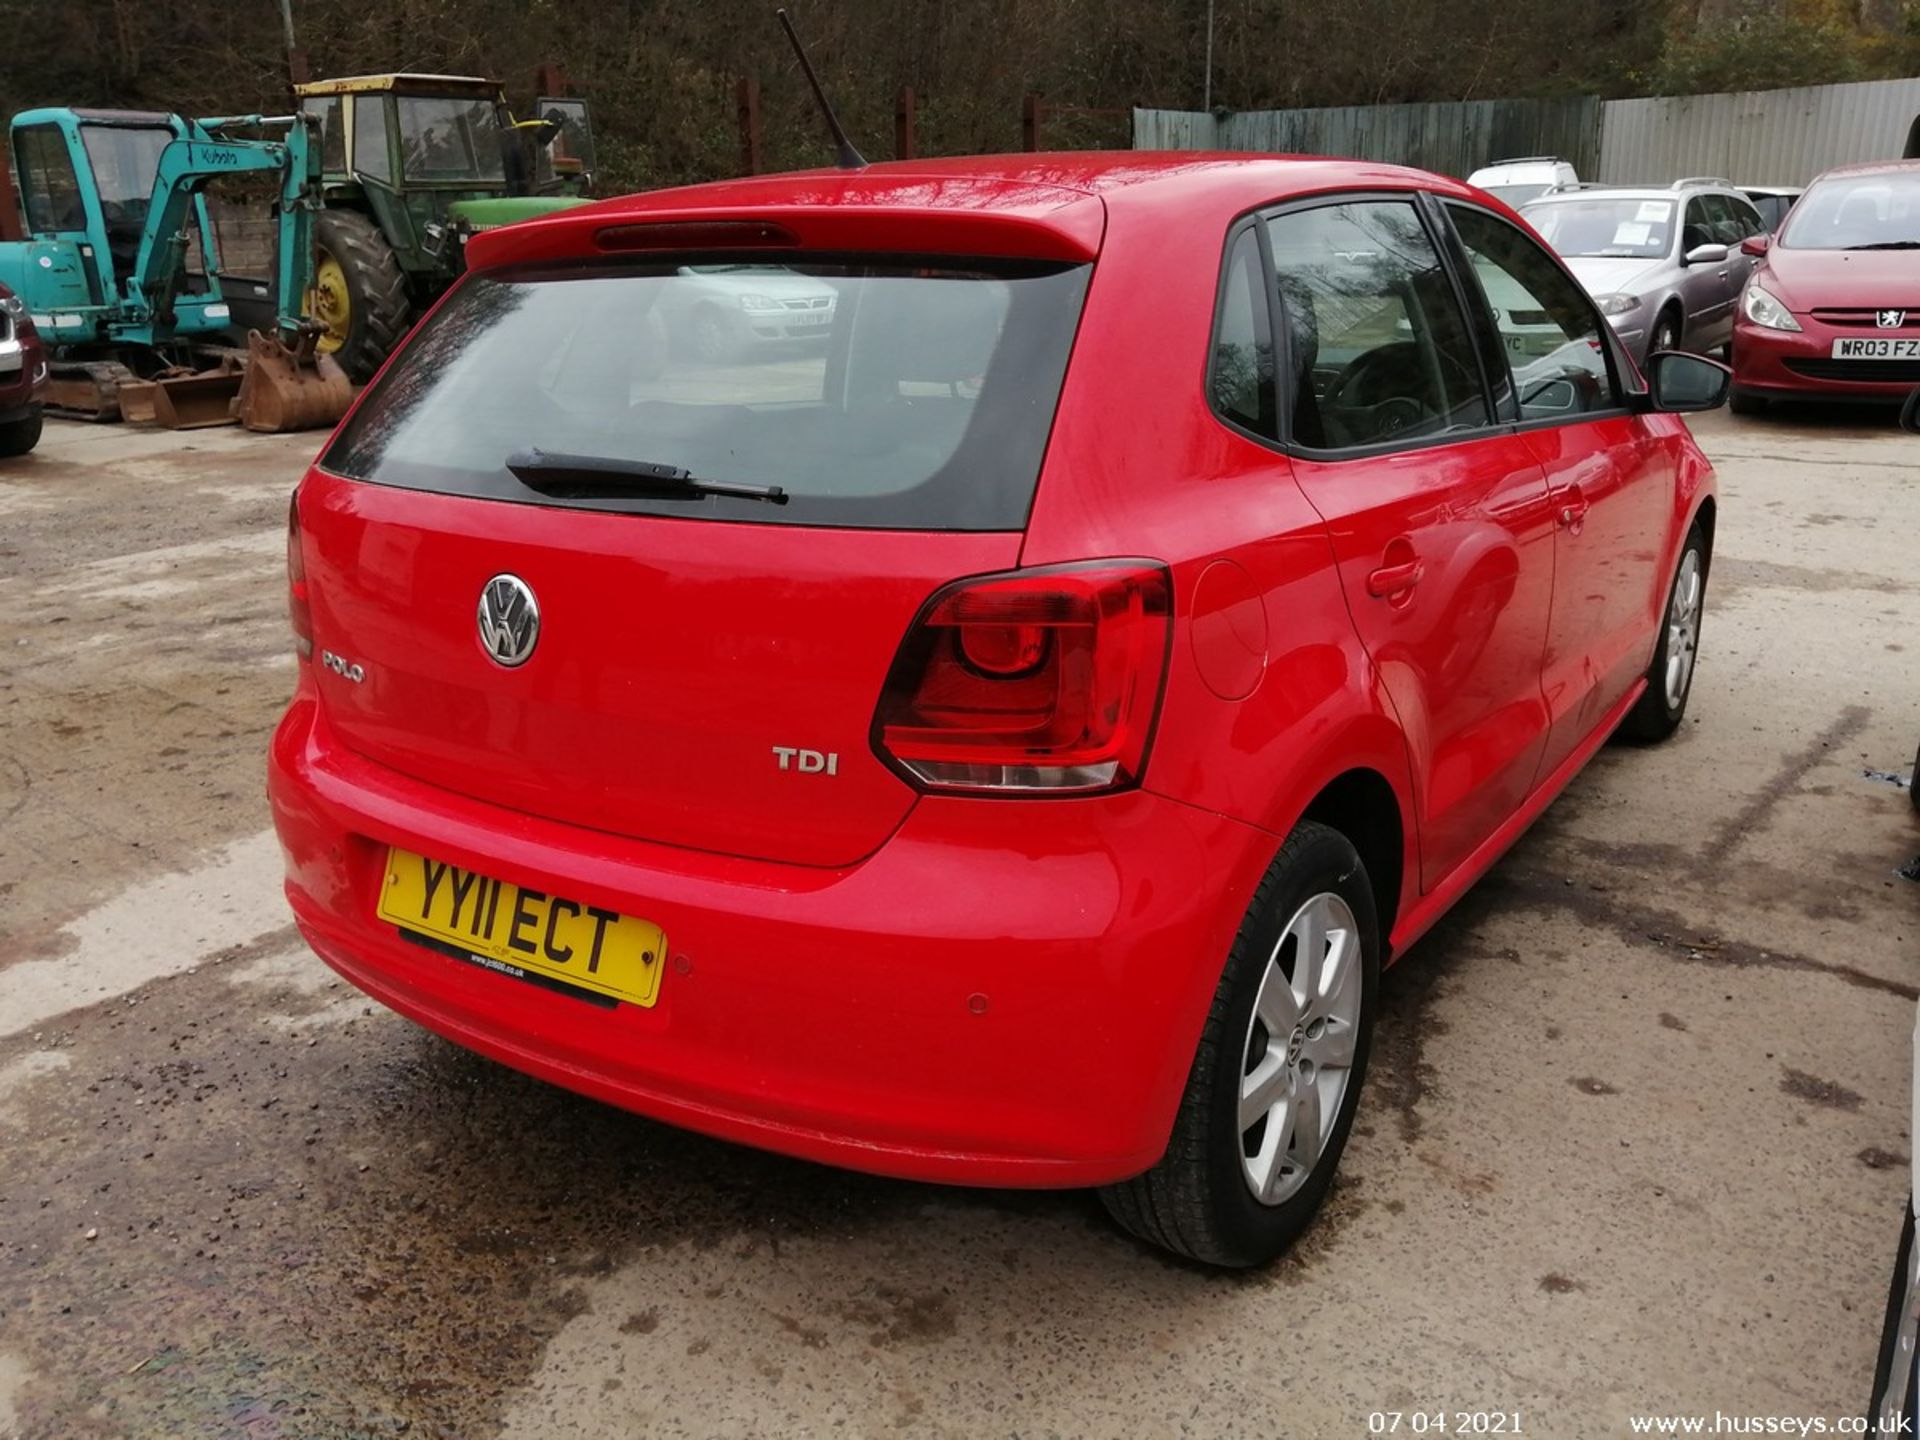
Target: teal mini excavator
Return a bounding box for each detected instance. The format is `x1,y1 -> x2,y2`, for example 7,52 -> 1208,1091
0,107 -> 349,429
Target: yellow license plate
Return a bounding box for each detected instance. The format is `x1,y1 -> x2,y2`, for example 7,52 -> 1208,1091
377,848 -> 666,1008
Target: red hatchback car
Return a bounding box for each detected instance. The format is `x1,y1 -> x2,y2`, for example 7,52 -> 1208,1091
1732,159 -> 1920,413
269,154 -> 1727,1267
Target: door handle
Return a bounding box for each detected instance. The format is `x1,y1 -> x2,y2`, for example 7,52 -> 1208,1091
1366,558 -> 1423,598
1555,492 -> 1590,531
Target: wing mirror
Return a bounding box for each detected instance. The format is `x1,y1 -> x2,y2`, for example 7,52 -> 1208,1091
1900,387 -> 1920,434
1636,351 -> 1731,413
1683,243 -> 1730,266
1741,234 -> 1771,257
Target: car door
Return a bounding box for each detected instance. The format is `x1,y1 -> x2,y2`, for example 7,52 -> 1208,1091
1677,194 -> 1735,346
1267,195 -> 1558,890
1442,202 -> 1674,784
1716,193 -> 1766,340
1695,193 -> 1755,346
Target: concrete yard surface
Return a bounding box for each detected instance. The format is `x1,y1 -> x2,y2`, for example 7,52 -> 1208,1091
0,409 -> 1915,1439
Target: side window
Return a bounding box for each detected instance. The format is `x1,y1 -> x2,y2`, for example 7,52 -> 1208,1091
1209,228 -> 1276,437
1447,203 -> 1620,422
1681,197 -> 1716,254
1700,194 -> 1743,246
302,97 -> 346,173
16,126 -> 83,233
1266,199 -> 1489,451
353,98 -> 392,182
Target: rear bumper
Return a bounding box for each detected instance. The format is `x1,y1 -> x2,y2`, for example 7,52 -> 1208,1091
268,690 -> 1272,1187
1732,316 -> 1920,401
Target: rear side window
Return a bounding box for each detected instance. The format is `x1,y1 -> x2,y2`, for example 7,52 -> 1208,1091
1209,229 -> 1275,437
1266,200 -> 1488,451
323,257 -> 1091,530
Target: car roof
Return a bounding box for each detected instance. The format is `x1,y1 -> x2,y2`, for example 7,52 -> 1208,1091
1526,184 -> 1741,203
467,151 -> 1489,271
1811,158 -> 1920,181
594,151 -> 1480,206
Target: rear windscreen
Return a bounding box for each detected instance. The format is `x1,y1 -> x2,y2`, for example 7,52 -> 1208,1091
321,256 -> 1092,531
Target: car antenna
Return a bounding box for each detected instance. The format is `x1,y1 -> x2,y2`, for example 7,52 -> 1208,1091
776,8 -> 867,170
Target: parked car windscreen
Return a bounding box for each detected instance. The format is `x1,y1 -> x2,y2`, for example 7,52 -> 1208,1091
1781,172 -> 1920,249
322,257 -> 1091,530
1521,197 -> 1675,259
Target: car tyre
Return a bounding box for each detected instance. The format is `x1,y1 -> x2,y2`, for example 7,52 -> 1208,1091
689,305 -> 736,365
1619,521 -> 1707,743
311,211 -> 412,385
1099,820 -> 1380,1269
0,407 -> 42,457
1646,309 -> 1683,364
1728,387 -> 1768,417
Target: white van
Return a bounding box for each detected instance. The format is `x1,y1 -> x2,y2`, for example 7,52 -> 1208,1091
1466,156 -> 1580,208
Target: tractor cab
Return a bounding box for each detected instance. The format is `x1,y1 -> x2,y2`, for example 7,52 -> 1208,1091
0,108 -> 229,349
294,74 -> 593,272
290,73 -> 594,380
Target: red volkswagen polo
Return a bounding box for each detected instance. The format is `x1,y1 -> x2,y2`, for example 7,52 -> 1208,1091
269,154 -> 1727,1267
1731,159 -> 1920,413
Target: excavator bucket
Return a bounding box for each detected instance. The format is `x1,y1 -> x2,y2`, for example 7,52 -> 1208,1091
233,330 -> 352,434
152,365 -> 244,430
117,379 -> 161,424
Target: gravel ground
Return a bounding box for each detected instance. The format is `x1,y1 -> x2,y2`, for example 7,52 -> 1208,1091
0,408 -> 1915,1439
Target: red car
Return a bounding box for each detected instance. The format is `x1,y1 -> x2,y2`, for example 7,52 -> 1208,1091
0,282 -> 47,456
1731,159 -> 1920,413
268,155 -> 1727,1267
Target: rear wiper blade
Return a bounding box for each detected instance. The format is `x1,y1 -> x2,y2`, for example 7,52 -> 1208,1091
1845,241 -> 1920,250
505,448 -> 788,504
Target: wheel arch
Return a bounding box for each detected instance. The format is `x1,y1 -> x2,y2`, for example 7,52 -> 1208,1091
1690,492 -> 1717,574
1296,767 -> 1408,962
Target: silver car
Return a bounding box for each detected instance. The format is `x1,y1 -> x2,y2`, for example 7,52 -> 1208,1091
1520,181 -> 1770,362
658,264 -> 840,362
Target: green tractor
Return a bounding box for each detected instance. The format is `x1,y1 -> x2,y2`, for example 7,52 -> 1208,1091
292,73 -> 595,380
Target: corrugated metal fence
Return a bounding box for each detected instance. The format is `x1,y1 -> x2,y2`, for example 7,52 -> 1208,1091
1597,76 -> 1920,183
1133,97 -> 1602,179
1135,76 -> 1920,186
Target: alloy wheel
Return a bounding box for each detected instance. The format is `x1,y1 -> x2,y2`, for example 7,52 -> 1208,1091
1238,891 -> 1363,1206
1665,548 -> 1702,710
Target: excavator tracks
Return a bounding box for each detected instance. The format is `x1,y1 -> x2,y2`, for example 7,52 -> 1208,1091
43,360 -> 138,422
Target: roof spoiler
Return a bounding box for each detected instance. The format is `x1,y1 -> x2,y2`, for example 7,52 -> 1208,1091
465,189 -> 1106,270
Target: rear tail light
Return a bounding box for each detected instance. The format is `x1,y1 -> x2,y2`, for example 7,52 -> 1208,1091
286,491 -> 313,660
874,560 -> 1172,794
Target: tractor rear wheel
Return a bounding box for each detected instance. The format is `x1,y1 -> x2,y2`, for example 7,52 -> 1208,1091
310,211 -> 411,385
